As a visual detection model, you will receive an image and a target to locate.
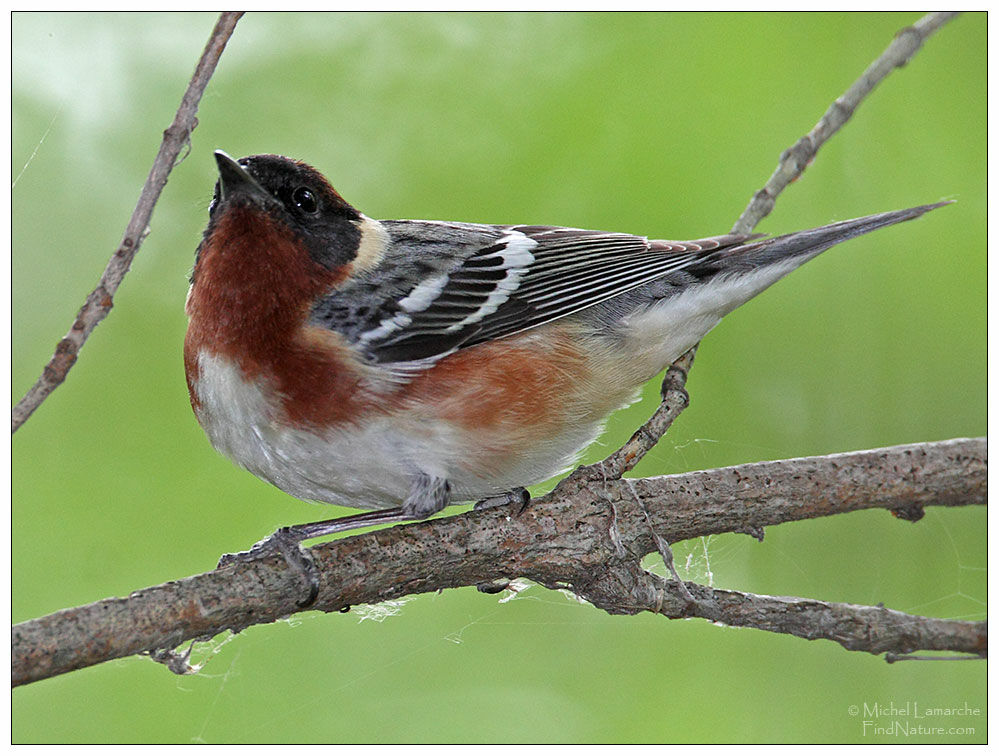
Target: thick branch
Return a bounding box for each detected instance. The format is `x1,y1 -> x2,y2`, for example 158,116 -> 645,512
12,438 -> 986,687
10,11 -> 244,434
731,11 -> 959,234
562,436 -> 984,547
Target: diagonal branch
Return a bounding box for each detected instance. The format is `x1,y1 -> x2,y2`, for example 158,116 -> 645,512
12,438 -> 987,687
10,11 -> 244,434
731,11 -> 959,235
587,346 -> 697,481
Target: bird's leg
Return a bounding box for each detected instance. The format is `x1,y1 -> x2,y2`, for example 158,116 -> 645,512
217,507 -> 414,607
217,473 -> 454,608
400,472 -> 452,519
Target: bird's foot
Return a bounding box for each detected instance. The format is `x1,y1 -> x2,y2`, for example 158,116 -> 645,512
216,507 -> 416,608
473,487 -> 530,514
218,526 -> 320,608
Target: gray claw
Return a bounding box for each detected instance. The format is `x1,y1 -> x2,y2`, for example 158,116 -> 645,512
216,528 -> 320,608
474,487 -> 530,513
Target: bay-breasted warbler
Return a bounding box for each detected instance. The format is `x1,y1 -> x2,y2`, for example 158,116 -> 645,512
185,151 -> 944,596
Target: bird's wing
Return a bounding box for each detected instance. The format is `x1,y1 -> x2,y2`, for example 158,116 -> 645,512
308,220 -> 752,368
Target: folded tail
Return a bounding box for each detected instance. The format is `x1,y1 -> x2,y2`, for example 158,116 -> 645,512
706,201 -> 951,272
619,201 -> 951,366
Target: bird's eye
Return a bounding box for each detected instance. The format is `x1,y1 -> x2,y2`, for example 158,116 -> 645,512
292,186 -> 318,214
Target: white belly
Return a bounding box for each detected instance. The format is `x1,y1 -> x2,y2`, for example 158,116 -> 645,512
189,351 -> 605,509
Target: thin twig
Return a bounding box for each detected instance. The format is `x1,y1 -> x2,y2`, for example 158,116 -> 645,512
589,346 -> 696,481
10,11 -> 244,434
11,438 -> 986,686
731,11 -> 959,235
625,477 -> 696,603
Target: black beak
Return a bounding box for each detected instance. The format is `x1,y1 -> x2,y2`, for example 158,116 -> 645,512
214,150 -> 271,204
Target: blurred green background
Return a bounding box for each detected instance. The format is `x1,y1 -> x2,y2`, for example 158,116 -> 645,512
12,12 -> 985,744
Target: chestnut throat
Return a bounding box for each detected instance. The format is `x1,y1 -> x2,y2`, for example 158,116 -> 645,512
185,207 -> 364,428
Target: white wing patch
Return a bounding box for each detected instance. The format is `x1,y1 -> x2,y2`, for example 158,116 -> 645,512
442,231 -> 536,332
356,273 -> 448,345
397,272 -> 450,312
356,312 -> 411,345
357,230 -> 536,349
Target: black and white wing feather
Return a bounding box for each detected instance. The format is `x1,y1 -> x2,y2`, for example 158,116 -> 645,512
308,219 -> 753,367
307,204 -> 946,371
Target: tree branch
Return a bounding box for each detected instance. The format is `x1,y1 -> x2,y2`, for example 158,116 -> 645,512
731,11 -> 959,234
644,578 -> 985,657
10,11 -> 244,434
589,346 -> 697,480
12,438 -> 986,687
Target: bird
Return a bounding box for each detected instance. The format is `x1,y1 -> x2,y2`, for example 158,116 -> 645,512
185,150 -> 944,594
